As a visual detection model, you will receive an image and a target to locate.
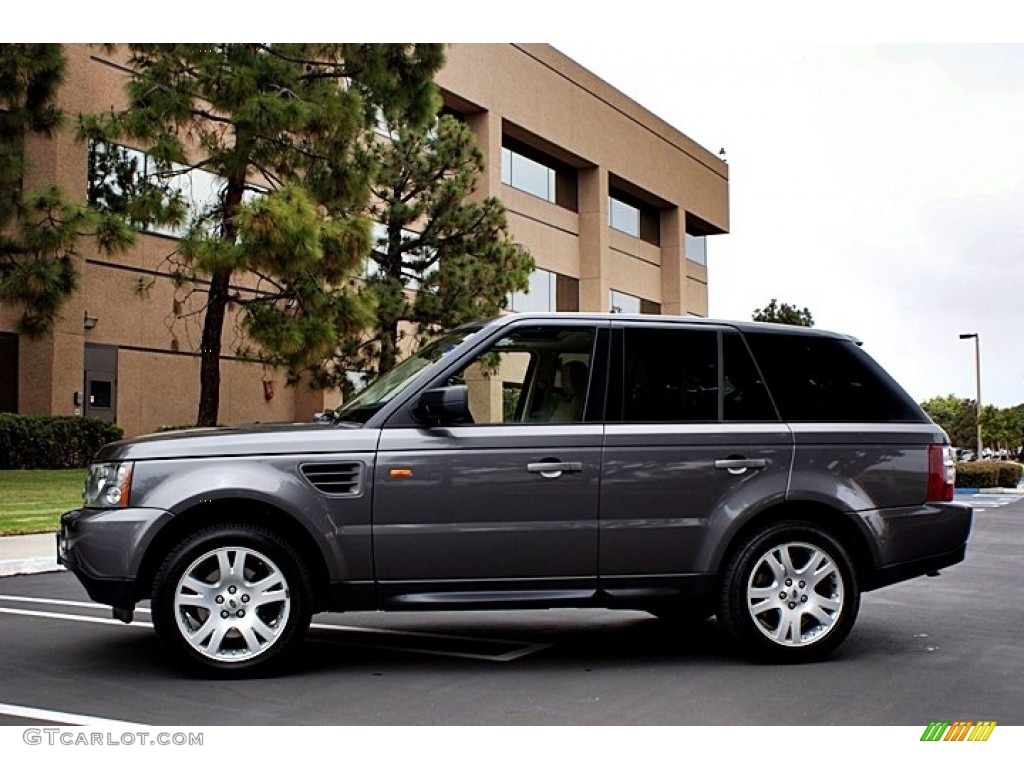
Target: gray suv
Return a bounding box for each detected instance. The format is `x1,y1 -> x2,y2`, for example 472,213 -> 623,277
58,313 -> 972,675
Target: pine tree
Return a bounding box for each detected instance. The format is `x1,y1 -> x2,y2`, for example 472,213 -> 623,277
79,44 -> 445,426
339,113 -> 532,378
0,44 -> 134,336
752,298 -> 814,327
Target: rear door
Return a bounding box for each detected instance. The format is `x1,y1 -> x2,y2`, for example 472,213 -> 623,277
599,324 -> 794,597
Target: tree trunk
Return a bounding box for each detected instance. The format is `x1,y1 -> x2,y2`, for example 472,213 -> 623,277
195,152 -> 248,427
378,317 -> 399,374
196,267 -> 231,427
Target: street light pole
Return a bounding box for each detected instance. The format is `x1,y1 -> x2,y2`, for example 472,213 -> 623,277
959,333 -> 982,459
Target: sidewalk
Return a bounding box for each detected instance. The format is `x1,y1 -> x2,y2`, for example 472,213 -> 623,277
0,533 -> 63,577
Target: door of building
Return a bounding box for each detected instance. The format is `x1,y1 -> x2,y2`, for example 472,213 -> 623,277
84,344 -> 118,423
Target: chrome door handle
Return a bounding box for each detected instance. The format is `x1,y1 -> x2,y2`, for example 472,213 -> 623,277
527,461 -> 583,478
714,458 -> 768,475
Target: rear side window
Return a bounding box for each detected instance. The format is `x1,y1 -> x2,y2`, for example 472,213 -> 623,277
744,333 -> 926,422
623,328 -> 718,422
723,331 -> 778,421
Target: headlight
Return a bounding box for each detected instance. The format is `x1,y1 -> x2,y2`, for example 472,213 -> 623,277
83,462 -> 134,509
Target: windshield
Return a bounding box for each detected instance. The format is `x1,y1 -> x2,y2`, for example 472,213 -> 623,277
333,328 -> 479,423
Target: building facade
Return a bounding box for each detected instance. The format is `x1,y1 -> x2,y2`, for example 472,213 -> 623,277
0,44 -> 729,438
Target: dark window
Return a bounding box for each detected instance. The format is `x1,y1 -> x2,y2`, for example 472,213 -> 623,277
556,274 -> 579,312
722,331 -> 778,421
744,333 -> 926,422
623,328 -> 718,422
89,380 -> 112,409
640,299 -> 661,315
0,333 -> 18,412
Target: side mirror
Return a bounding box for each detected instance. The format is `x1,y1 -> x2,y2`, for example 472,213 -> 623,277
413,386 -> 471,427
311,410 -> 336,424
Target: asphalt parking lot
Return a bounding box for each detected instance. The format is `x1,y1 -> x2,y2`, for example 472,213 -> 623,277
1,495 -> 1022,727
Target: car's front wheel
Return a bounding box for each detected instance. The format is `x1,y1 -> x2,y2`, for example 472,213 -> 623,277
151,524 -> 312,676
717,520 -> 859,662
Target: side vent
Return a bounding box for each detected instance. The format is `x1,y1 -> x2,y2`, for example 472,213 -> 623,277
300,462 -> 363,496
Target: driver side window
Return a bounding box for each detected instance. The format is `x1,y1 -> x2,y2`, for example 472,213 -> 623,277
446,326 -> 596,425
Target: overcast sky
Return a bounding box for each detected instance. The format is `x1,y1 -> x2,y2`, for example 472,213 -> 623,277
551,41 -> 1024,407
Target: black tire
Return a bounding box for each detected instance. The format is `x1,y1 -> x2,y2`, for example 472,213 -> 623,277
717,520 -> 859,663
151,523 -> 312,677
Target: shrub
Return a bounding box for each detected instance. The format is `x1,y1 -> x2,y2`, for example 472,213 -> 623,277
995,461 -> 1023,488
956,460 -> 1023,489
0,413 -> 124,469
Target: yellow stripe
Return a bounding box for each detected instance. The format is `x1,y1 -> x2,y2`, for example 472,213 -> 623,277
968,721 -> 997,742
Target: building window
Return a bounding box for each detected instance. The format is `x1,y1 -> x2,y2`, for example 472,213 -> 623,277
367,221 -> 438,291
609,289 -> 641,314
640,299 -> 661,315
509,268 -> 557,312
500,136 -> 578,211
686,233 -> 707,266
501,147 -> 556,204
87,140 -> 261,239
609,188 -> 660,245
608,197 -> 640,237
507,269 -> 580,313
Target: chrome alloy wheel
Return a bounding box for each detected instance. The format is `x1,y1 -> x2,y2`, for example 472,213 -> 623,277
745,541 -> 844,647
173,546 -> 291,663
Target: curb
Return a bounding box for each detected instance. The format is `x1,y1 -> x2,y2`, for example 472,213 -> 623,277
956,488 -> 1024,495
0,559 -> 64,578
0,532 -> 63,578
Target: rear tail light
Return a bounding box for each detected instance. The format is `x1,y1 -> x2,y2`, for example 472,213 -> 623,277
927,444 -> 956,502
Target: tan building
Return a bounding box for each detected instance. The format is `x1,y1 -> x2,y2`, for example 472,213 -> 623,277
0,43 -> 729,438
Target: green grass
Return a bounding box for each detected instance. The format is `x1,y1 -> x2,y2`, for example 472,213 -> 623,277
0,469 -> 85,536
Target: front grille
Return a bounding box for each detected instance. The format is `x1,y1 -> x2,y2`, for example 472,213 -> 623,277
300,462 -> 363,496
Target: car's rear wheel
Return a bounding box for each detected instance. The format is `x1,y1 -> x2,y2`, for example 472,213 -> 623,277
151,524 -> 311,676
717,520 -> 859,662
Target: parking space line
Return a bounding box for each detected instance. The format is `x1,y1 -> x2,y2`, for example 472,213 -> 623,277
0,595 -> 125,610
0,606 -> 152,627
0,702 -> 145,726
0,595 -> 551,662
307,622 -> 551,662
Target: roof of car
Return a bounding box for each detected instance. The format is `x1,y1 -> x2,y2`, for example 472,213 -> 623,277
481,312 -> 857,341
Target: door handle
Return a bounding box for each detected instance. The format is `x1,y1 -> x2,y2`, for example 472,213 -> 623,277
714,458 -> 768,475
527,461 -> 583,478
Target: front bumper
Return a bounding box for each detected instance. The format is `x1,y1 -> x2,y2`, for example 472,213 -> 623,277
58,506 -> 172,609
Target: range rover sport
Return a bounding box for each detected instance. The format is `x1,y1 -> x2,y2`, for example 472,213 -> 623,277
58,313 -> 972,675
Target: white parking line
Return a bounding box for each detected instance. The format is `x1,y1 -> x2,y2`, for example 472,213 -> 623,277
958,494 -> 1021,509
0,606 -> 151,627
0,702 -> 145,726
0,595 -> 551,662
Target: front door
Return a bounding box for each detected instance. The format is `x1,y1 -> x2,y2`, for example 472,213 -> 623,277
373,323 -> 604,604
84,344 -> 118,423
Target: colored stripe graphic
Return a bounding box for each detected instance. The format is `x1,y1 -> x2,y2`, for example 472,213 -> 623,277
920,720 -> 997,742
